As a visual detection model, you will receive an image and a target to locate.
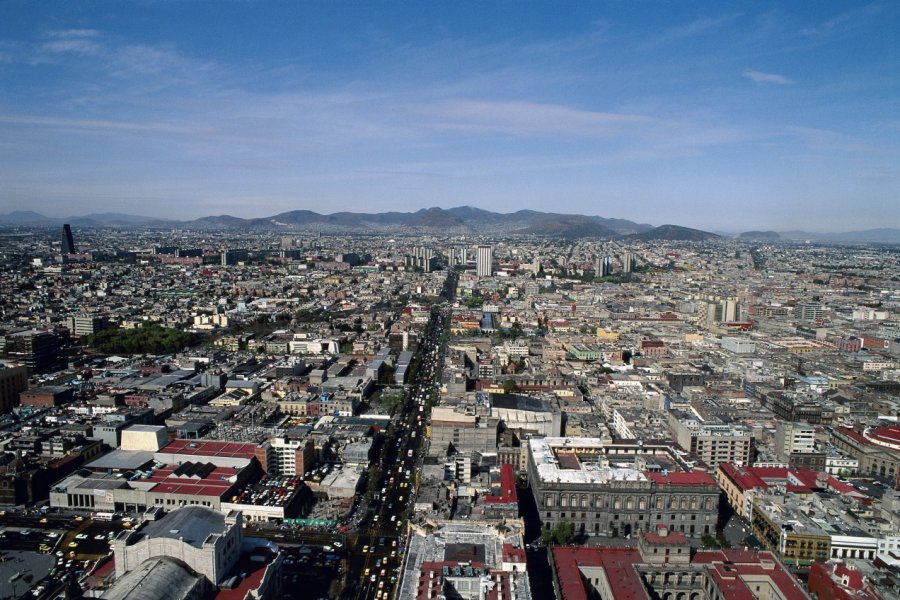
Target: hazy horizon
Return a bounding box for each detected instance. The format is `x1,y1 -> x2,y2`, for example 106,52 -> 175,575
1,2 -> 898,232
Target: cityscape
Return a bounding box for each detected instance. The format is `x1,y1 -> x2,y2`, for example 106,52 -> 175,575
2,2 -> 900,600
0,220 -> 897,600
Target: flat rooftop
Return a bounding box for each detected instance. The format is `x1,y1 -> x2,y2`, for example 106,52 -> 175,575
156,439 -> 258,461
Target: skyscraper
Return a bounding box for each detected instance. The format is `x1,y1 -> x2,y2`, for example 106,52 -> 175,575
61,224 -> 76,255
476,245 -> 493,277
622,252 -> 635,274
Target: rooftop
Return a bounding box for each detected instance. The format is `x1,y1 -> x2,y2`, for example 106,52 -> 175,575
141,505 -> 229,549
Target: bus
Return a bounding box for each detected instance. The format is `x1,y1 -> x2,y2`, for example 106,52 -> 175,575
92,512 -> 115,521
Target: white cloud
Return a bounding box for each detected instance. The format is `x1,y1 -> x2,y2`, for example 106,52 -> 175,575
0,114 -> 212,135
742,69 -> 793,85
45,29 -> 100,39
424,100 -> 653,138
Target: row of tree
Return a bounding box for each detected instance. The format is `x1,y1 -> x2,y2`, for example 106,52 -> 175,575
84,323 -> 197,355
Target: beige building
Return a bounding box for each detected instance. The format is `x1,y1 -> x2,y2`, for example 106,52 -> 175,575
430,406 -> 498,454
114,506 -> 244,585
120,424 -> 169,452
667,409 -> 753,468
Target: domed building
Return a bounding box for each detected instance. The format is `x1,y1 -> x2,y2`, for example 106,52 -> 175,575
104,505 -> 281,600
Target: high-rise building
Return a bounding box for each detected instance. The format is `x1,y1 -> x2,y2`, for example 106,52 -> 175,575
476,245 -> 493,277
61,224 -> 76,255
594,255 -> 613,276
220,249 -> 249,266
0,362 -> 28,413
3,330 -> 65,375
622,252 -> 635,273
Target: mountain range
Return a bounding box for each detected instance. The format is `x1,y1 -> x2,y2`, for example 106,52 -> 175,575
0,207 -> 898,243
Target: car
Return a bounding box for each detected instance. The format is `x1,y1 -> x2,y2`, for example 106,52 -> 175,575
55,551 -> 64,557
364,568 -> 370,576
362,545 -> 369,553
39,544 -> 51,552
75,533 -> 89,540
94,534 -> 106,540
333,541 -> 343,548
67,541 -> 78,548
370,575 -> 376,582
39,517 -> 48,524
74,516 -> 84,522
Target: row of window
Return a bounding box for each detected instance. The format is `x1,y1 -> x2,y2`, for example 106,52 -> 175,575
545,493 -> 714,511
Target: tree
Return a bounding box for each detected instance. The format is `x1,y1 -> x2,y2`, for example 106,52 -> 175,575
502,379 -> 521,394
551,521 -> 575,545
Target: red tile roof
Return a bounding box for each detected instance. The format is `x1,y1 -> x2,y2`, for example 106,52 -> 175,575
485,464 -> 518,505
214,548 -> 279,600
161,439 -> 259,460
552,546 -> 809,600
146,464 -> 238,497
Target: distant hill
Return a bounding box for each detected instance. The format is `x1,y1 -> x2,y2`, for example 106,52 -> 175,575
625,224 -> 721,241
2,207 -> 893,242
737,230 -> 781,241
515,213 -> 619,238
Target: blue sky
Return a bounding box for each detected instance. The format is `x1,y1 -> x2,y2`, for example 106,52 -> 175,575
1,1 -> 897,232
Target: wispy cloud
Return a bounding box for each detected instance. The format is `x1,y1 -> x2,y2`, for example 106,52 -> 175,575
742,69 -> 793,85
800,4 -> 882,38
638,14 -> 741,51
424,100 -> 653,138
0,114 -> 212,135
40,28 -> 102,55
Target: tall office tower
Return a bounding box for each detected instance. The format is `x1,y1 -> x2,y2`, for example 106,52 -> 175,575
600,256 -> 612,277
476,245 -> 493,277
61,224 -> 76,255
622,252 -> 635,274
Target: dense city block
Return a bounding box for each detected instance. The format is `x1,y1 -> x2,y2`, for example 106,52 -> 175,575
0,225 -> 899,600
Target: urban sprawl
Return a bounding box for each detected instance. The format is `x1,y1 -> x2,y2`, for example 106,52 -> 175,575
1,225 -> 899,600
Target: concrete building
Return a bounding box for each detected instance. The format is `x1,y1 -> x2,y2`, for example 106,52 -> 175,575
751,491 -> 831,567
120,424 -> 169,452
257,435 -> 316,476
667,409 -> 754,468
775,421 -> 817,462
2,329 -> 65,374
19,385 -> 74,408
551,531 -> 810,600
430,406 -> 499,454
102,556 -> 206,600
831,425 -> 900,484
111,506 -> 281,599
67,314 -> 108,337
397,522 -> 531,600
476,245 -> 493,277
527,437 -> 718,539
0,362 -> 27,412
